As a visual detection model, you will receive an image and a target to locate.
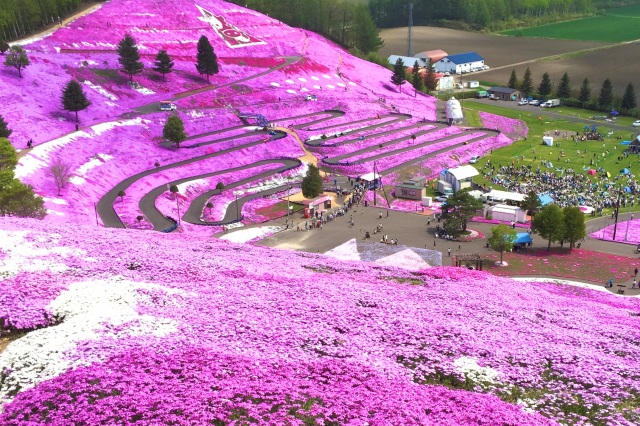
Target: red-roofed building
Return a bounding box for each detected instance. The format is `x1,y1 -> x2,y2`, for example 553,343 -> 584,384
414,50 -> 448,64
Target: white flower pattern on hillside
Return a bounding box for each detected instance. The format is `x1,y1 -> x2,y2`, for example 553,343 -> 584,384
0,278 -> 181,406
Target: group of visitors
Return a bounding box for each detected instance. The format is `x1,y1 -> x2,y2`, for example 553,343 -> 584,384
482,162 -> 638,211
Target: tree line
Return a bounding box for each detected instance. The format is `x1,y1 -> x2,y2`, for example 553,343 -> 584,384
0,0 -> 106,42
225,0 -> 383,55
507,68 -> 637,115
368,0 -> 636,31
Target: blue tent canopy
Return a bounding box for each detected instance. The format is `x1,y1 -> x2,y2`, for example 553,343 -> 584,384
621,168 -> 630,175
539,194 -> 553,206
625,186 -> 632,193
515,233 -> 533,244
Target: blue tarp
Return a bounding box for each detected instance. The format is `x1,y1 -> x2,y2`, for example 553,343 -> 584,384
515,233 -> 533,244
621,168 -> 630,175
621,141 -> 631,145
539,194 -> 553,206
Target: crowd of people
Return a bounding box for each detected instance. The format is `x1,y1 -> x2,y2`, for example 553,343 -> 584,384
482,161 -> 638,212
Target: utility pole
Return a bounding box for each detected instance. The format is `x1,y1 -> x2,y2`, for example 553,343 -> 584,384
373,161 -> 377,206
612,189 -> 622,240
407,3 -> 414,57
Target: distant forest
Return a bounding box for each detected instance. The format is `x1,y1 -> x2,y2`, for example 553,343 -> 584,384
0,0 -> 104,41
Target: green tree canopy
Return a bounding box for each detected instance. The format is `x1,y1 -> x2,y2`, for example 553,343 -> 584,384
117,33 -> 144,83
0,41 -> 9,55
0,138 -> 46,219
488,224 -> 517,265
507,70 -> 518,89
532,204 -> 565,250
153,49 -> 174,81
521,190 -> 542,217
411,61 -> 424,94
163,115 -> 187,147
301,164 -> 323,199
598,78 -> 613,111
621,82 -> 637,111
537,72 -> 553,98
562,206 -> 585,249
352,4 -> 384,54
61,79 -> 91,123
556,71 -> 571,99
520,67 -> 533,97
4,45 -> 30,78
195,35 -> 219,83
391,58 -> 406,93
441,189 -> 483,236
0,114 -> 12,139
578,78 -> 591,105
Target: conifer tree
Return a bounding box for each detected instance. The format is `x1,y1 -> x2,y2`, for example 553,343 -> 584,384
0,114 -> 12,139
117,33 -> 144,83
153,49 -> 174,81
352,4 -> 384,54
195,36 -> 219,83
163,115 -> 187,148
578,78 -> 591,105
507,70 -> 518,89
411,61 -> 424,95
621,82 -> 637,111
556,72 -> 571,99
424,58 -> 437,93
598,78 -> 613,111
537,72 -> 552,98
520,67 -> 533,97
301,164 -> 323,199
61,80 -> 91,123
391,58 -> 406,93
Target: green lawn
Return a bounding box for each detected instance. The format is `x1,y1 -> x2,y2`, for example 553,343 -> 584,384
462,102 -> 640,216
500,13 -> 640,42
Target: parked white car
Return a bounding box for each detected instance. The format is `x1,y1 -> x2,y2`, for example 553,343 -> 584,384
305,95 -> 318,101
469,155 -> 481,164
528,99 -> 540,106
632,120 -> 640,127
518,99 -> 529,106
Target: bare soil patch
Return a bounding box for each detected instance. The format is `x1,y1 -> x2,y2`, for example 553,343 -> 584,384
379,27 -> 608,68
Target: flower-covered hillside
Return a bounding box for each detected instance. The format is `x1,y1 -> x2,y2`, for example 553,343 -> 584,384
1,217 -> 640,424
1,0 -> 521,231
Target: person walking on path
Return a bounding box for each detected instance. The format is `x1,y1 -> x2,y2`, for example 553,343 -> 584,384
609,278 -> 614,288
635,267 -> 638,278
633,278 -> 637,289
448,248 -> 451,257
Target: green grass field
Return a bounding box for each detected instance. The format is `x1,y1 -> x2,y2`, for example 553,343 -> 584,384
457,102 -> 640,216
500,6 -> 640,42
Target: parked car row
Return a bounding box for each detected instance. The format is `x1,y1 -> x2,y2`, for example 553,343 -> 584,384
455,65 -> 490,74
517,98 -> 560,108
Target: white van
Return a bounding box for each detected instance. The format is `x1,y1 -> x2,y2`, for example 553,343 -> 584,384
159,101 -> 177,111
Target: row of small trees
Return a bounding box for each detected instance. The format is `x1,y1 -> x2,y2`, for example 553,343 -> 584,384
390,57 -> 438,94
508,68 -> 637,113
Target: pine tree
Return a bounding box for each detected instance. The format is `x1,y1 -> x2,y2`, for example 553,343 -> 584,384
578,78 -> 591,105
598,78 -> 613,111
153,50 -> 174,81
61,80 -> 91,123
520,67 -> 533,97
0,138 -> 46,219
353,4 -> 384,54
507,70 -> 518,89
0,115 -> 12,139
424,58 -> 437,93
621,82 -> 637,111
391,58 -> 406,93
3,45 -> 30,78
556,72 -> 571,99
301,164 -> 323,199
537,72 -> 552,98
163,115 -> 187,148
117,34 -> 144,83
411,61 -> 424,95
195,36 -> 219,83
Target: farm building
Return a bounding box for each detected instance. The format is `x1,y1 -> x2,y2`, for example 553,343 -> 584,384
394,177 -> 426,200
488,86 -> 521,101
443,165 -> 479,192
445,97 -> 463,124
434,52 -> 484,74
387,55 -> 426,68
437,75 -> 456,91
414,49 -> 448,64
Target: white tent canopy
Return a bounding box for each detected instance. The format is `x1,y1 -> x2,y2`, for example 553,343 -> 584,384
359,172 -> 380,182
447,165 -> 479,180
484,189 -> 525,202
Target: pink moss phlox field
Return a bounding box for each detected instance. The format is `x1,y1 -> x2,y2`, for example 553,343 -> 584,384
2,218 -> 640,424
478,112 -> 528,140
590,218 -> 640,245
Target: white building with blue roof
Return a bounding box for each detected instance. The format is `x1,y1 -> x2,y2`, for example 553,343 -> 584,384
434,52 -> 484,74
